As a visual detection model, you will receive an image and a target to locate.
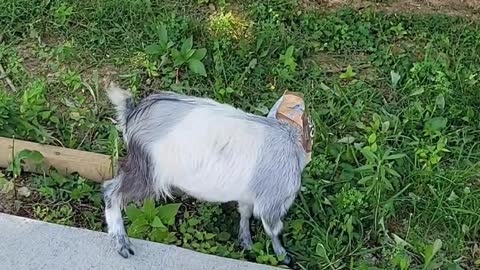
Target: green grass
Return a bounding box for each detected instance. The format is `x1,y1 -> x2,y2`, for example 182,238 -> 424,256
1,0 -> 480,269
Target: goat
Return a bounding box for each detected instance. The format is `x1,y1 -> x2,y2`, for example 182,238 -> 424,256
103,81 -> 314,265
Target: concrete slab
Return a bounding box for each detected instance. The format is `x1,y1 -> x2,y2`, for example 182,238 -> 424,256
0,213 -> 280,270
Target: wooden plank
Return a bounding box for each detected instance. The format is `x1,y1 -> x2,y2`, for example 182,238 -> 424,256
0,137 -> 113,182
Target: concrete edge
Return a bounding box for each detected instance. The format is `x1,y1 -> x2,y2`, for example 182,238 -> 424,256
0,213 -> 282,270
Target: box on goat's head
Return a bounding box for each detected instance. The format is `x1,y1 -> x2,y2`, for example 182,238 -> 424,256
268,91 -> 314,164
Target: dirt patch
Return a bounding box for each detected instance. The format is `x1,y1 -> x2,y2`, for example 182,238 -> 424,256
306,52 -> 378,79
301,0 -> 480,19
0,176 -> 40,219
16,44 -> 49,78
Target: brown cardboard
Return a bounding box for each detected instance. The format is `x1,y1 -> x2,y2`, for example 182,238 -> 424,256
275,91 -> 314,163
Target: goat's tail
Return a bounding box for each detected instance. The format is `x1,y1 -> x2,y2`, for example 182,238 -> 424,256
106,81 -> 134,131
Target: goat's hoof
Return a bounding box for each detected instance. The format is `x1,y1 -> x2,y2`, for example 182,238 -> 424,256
114,234 -> 135,258
279,253 -> 294,266
239,237 -> 253,250
117,245 -> 135,258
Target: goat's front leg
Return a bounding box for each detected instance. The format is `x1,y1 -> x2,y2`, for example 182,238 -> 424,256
257,201 -> 294,266
238,202 -> 254,249
103,178 -> 135,258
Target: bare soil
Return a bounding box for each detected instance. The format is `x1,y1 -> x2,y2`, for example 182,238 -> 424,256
301,0 -> 480,19
0,175 -> 39,219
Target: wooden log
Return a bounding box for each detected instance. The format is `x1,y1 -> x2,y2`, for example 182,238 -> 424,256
0,137 -> 113,182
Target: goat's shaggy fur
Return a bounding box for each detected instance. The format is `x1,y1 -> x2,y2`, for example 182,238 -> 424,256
103,83 -> 309,264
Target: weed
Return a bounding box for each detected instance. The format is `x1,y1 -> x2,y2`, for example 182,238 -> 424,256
0,172 -> 14,194
52,3 -> 74,27
274,45 -> 297,81
7,150 -> 44,179
145,24 -> 208,79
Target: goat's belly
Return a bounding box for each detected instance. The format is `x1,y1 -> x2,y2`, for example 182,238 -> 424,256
152,152 -> 254,202
172,173 -> 251,203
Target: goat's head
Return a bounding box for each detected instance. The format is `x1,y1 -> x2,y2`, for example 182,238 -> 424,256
268,91 -> 314,164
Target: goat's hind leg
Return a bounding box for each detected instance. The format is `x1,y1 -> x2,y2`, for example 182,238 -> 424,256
103,178 -> 135,258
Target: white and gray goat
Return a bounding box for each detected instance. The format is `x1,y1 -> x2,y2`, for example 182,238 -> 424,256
103,82 -> 313,264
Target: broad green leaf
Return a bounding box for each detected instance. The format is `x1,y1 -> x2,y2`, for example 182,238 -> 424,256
158,24 -> 168,46
16,149 -> 34,161
315,243 -> 328,259
248,58 -> 257,69
192,48 -> 207,60
145,44 -> 163,55
339,65 -> 357,79
319,82 -> 331,91
205,233 -> 216,240
217,232 -> 231,241
50,170 -> 68,185
393,253 -> 411,270
50,115 -> 60,124
188,218 -> 199,226
447,191 -> 459,201
345,215 -> 353,235
370,142 -> 378,152
26,150 -> 44,164
188,59 -> 207,76
368,133 -> 377,144
410,87 -> 424,96
157,203 -> 181,226
437,137 -> 448,149
171,48 -> 183,66
255,104 -> 269,115
382,121 -> 390,132
165,232 -> 178,243
426,117 -> 448,132
446,263 -> 463,270
151,216 -> 166,228
435,94 -> 445,110
181,36 -> 193,54
184,48 -> 195,60
361,147 -> 377,163
383,176 -> 394,191
354,165 -> 375,173
338,136 -> 355,144
128,217 -> 149,238
70,186 -> 85,200
291,219 -> 304,232
130,216 -> 149,228
385,167 -> 401,178
0,178 -> 14,194
150,227 -> 168,242
126,204 -> 144,221
174,57 -> 186,67
390,70 -> 401,89
392,234 -> 412,249
423,239 -> 442,268
285,45 -> 295,57
385,153 -> 407,160
143,198 -> 156,220
252,242 -> 264,253
194,231 -> 204,240
358,175 -> 374,185
39,186 -> 55,198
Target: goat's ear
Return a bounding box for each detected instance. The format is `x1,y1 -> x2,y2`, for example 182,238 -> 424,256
267,95 -> 285,118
